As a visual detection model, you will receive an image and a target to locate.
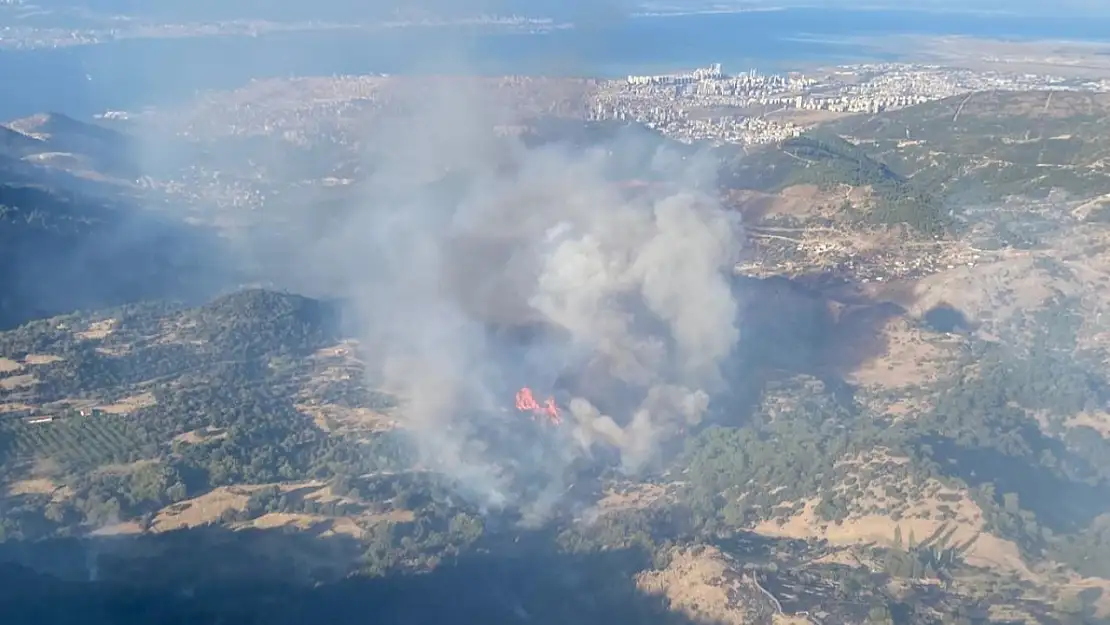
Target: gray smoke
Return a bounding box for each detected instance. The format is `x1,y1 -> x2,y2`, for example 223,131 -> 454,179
293,80 -> 744,512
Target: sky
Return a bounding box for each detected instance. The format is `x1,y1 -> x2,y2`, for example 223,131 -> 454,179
16,0 -> 1110,20
639,0 -> 1110,16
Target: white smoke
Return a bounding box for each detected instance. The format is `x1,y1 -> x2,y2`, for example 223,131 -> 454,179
301,80 -> 744,513
528,186 -> 740,473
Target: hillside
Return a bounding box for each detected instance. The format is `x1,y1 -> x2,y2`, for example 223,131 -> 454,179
0,111 -> 236,330
0,182 -> 230,331
2,113 -> 137,179
0,280 -> 1104,623
722,133 -> 950,236
824,90 -> 1110,201
8,89 -> 1110,625
700,91 -> 1110,622
0,127 -> 44,159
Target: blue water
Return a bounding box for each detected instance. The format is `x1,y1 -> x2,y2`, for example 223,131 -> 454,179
3,7 -> 1110,119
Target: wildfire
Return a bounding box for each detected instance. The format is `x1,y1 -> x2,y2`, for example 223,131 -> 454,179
515,387 -> 562,425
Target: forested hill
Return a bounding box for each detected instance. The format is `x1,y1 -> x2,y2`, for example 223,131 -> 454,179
0,278 -> 1107,623
0,183 -> 229,331
721,133 -> 949,235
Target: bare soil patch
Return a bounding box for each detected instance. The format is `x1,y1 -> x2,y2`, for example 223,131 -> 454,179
244,512 -> 326,531
636,546 -> 749,625
596,482 -> 668,513
1064,411 -> 1110,438
0,374 -> 35,390
173,426 -> 228,445
0,358 -> 23,373
5,478 -> 58,496
1061,577 -> 1110,617
756,497 -> 1029,577
302,483 -> 361,506
815,548 -> 866,567
847,317 -> 953,390
313,341 -> 359,360
731,184 -> 870,223
152,486 -> 252,531
296,403 -> 397,434
911,255 -> 1077,331
99,392 -> 156,415
5,477 -> 72,503
75,319 -> 117,341
23,354 -> 62,365
239,513 -> 365,539
753,459 -> 1033,580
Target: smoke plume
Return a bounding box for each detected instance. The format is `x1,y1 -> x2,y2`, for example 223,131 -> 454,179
293,80 -> 744,514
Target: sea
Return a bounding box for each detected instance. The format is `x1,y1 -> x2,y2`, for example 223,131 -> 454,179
3,7 -> 1110,119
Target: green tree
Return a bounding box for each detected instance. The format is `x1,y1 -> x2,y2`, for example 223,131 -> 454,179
868,603 -> 893,625
166,482 -> 187,503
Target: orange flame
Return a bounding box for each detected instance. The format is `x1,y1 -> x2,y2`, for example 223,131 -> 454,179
515,387 -> 561,425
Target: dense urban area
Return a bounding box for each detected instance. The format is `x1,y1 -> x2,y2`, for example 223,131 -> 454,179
601,62 -> 1110,145
95,60 -> 1110,210
121,61 -> 1110,146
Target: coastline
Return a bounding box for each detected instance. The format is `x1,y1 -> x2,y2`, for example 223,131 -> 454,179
5,7 -> 1110,119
